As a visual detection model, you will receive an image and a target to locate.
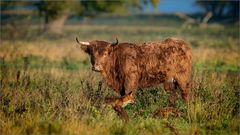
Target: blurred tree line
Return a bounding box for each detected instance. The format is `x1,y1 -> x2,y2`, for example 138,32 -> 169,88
196,0 -> 239,21
0,0 -> 239,35
0,0 -> 160,34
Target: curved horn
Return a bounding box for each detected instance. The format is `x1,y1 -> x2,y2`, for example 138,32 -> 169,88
76,37 -> 90,45
111,37 -> 118,46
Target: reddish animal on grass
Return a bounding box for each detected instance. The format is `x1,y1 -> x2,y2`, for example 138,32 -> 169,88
76,37 -> 192,122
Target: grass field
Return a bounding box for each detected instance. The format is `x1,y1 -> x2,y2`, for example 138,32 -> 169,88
0,20 -> 239,134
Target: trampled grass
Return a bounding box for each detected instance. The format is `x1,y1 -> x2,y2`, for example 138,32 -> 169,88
0,22 -> 239,134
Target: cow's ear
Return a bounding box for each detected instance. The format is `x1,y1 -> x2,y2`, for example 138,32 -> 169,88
79,44 -> 92,54
80,45 -> 88,52
76,38 -> 91,53
83,46 -> 93,54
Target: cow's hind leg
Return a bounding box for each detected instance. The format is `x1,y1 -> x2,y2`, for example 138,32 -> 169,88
175,77 -> 192,123
153,78 -> 178,118
164,78 -> 178,107
176,79 -> 191,104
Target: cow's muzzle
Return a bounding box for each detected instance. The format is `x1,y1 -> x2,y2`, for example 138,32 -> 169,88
92,66 -> 102,72
92,63 -> 103,72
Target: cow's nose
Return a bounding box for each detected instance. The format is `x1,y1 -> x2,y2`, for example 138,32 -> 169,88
92,66 -> 100,72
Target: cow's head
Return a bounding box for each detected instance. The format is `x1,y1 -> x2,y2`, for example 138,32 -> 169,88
76,37 -> 118,72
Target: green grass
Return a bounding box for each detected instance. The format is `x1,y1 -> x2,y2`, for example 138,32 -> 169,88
0,21 -> 239,134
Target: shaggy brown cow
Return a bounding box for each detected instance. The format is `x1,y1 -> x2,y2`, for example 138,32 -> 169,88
76,37 -> 192,121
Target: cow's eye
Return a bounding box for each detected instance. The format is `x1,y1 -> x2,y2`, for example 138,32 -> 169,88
104,52 -> 108,56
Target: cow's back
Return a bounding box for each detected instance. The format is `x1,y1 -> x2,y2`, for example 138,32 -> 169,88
104,38 -> 192,92
137,38 -> 192,88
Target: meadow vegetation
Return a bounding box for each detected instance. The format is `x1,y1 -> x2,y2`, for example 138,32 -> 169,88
0,19 -> 239,134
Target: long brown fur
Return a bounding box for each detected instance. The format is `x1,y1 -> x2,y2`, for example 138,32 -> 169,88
83,38 -> 192,101
77,37 -> 192,120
